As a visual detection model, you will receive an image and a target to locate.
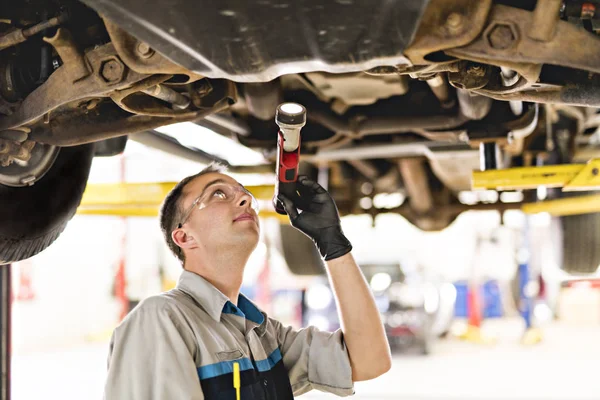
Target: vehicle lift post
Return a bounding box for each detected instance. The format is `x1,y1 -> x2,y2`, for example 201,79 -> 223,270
517,218 -> 544,345
0,264 -> 11,400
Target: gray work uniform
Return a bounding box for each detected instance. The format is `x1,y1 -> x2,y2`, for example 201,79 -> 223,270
104,270 -> 354,399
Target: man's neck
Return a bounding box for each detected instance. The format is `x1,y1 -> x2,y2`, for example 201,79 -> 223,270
184,247 -> 250,305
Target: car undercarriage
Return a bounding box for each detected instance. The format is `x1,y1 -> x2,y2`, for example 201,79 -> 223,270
0,0 -> 599,271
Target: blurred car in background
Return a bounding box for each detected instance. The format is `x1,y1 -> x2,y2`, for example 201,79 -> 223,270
302,263 -> 457,355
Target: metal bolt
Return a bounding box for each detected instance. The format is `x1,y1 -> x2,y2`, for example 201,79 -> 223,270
446,12 -> 463,32
488,24 -> 517,50
458,132 -> 470,143
100,59 -> 124,84
467,64 -> 485,76
136,42 -> 154,58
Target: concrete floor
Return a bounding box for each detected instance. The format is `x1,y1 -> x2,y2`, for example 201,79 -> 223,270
12,319 -> 600,399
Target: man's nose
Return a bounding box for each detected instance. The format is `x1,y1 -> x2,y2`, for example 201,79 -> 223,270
237,191 -> 252,208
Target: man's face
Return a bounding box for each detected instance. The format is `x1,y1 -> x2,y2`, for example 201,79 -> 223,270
178,172 -> 260,255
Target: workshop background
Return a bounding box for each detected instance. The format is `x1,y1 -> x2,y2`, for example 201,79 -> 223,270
9,132 -> 600,399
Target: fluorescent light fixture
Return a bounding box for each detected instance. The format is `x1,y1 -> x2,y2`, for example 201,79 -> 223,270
500,191 -> 524,203
156,122 -> 266,166
373,192 -> 405,209
458,191 -> 478,205
360,197 -> 373,210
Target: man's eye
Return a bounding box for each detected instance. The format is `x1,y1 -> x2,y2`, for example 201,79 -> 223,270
212,189 -> 227,199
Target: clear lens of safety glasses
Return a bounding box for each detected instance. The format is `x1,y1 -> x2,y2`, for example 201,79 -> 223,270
177,183 -> 260,228
197,183 -> 260,214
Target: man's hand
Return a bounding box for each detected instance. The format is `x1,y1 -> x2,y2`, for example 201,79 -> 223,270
278,176 -> 352,261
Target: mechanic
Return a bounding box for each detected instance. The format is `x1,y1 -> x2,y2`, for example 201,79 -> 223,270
103,163 -> 391,399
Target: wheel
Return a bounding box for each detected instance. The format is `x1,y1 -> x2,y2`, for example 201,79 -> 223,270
561,213 -> 600,274
0,144 -> 95,264
278,224 -> 325,276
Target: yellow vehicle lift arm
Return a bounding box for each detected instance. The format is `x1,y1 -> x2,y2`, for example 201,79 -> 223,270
78,182 -> 287,221
472,159 -> 600,191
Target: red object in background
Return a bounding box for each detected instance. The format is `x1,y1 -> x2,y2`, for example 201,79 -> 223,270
16,261 -> 35,301
467,285 -> 482,328
114,255 -> 128,321
115,154 -> 129,322
388,326 -> 413,336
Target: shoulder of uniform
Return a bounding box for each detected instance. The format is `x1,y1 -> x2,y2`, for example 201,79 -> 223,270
116,293 -> 180,326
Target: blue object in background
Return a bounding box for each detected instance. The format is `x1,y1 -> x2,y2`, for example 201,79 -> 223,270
453,280 -> 504,319
518,263 -> 532,329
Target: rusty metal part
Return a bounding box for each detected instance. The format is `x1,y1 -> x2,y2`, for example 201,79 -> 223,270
448,62 -> 492,90
136,42 -> 154,59
397,158 -> 434,214
0,139 -> 35,166
473,83 -> 600,107
465,103 -> 539,147
30,83 -> 236,146
405,0 -> 493,64
529,0 -> 562,42
0,12 -> 68,51
99,58 -> 125,84
110,74 -> 196,117
308,109 -> 468,141
142,84 -> 190,109
103,19 -> 202,83
0,41 -> 149,132
0,30 -> 26,52
391,61 -> 460,77
0,141 -> 59,186
448,5 -> 600,75
43,28 -> 90,82
189,80 -> 214,107
425,74 -> 454,108
486,22 -> 519,50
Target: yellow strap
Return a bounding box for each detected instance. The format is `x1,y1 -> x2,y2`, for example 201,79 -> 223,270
233,362 -> 241,400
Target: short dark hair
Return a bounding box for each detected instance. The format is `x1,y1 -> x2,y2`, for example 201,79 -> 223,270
159,163 -> 228,264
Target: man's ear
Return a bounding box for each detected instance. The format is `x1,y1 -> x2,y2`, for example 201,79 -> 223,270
172,228 -> 198,251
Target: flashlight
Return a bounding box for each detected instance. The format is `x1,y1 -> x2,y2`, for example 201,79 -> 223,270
273,102 -> 306,215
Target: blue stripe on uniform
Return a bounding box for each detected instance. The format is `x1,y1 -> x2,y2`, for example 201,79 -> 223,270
238,295 -> 265,325
197,348 -> 282,380
255,348 -> 282,372
197,357 -> 254,380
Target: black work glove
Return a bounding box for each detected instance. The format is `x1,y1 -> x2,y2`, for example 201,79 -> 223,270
278,176 -> 352,261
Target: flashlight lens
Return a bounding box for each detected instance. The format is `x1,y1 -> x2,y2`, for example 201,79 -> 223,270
276,102 -> 306,126
280,103 -> 304,115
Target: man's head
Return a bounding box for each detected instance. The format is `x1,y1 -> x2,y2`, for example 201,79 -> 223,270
159,164 -> 260,266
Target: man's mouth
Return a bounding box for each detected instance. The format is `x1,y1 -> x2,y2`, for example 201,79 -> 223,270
234,213 -> 255,222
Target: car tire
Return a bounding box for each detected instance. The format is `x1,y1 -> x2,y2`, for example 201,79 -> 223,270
278,224 -> 325,276
0,144 -> 95,264
561,213 -> 600,274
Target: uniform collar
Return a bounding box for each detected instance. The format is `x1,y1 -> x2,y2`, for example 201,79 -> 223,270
176,270 -> 266,327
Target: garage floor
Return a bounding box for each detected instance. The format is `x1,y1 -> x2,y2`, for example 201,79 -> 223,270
12,318 -> 600,399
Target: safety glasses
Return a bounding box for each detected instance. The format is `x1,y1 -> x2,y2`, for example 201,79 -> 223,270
177,182 -> 259,228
